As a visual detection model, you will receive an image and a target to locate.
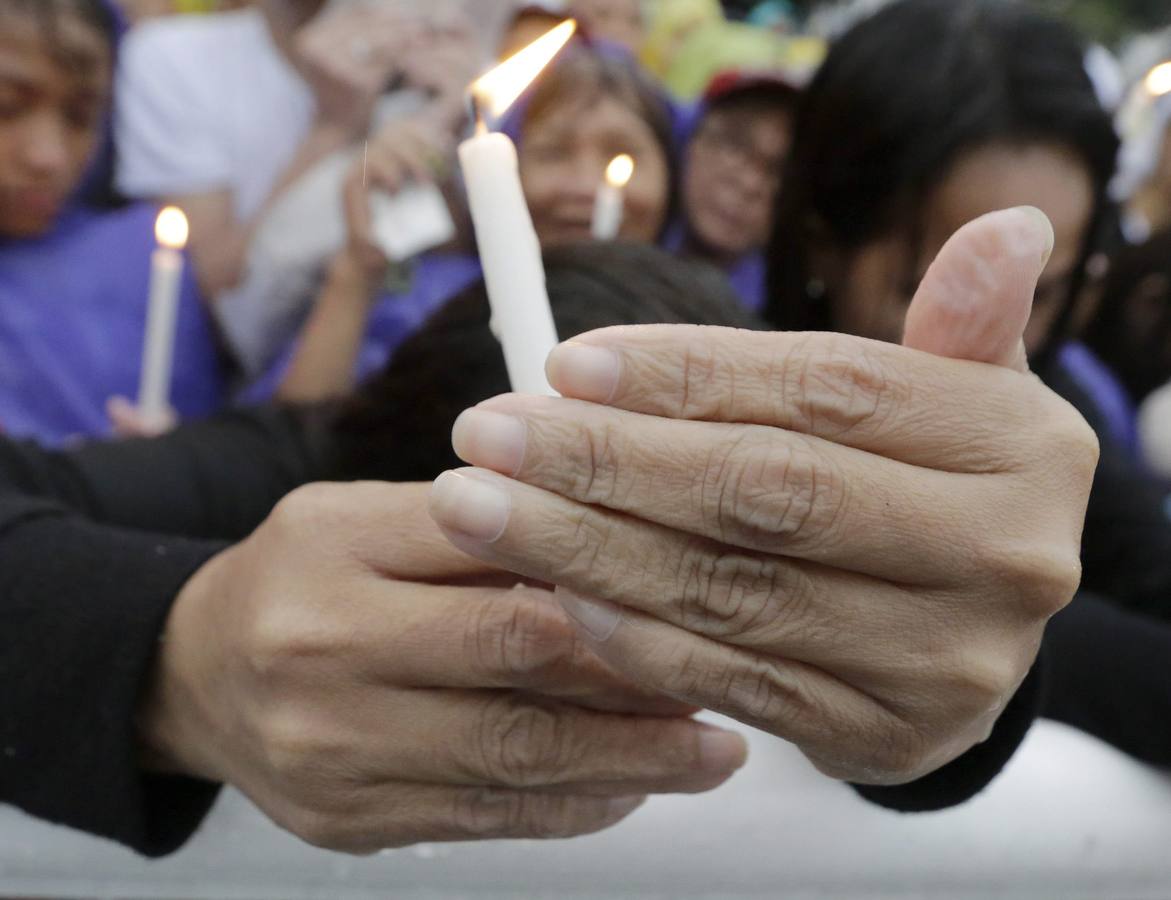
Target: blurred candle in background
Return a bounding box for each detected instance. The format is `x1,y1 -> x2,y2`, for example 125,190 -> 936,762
592,153 -> 634,241
139,206 -> 188,422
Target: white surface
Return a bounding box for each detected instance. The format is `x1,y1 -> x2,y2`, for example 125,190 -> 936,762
371,183 -> 457,263
2,719 -> 1170,900
115,9 -> 315,220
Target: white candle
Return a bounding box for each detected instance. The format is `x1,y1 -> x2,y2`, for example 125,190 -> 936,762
139,206 -> 188,420
459,19 -> 577,396
592,153 -> 634,241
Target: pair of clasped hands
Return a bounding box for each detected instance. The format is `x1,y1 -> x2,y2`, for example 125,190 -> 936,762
144,209 -> 1097,853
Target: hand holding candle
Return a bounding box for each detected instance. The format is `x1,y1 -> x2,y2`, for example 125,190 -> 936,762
458,20 -> 576,396
138,206 -> 188,426
592,154 -> 634,241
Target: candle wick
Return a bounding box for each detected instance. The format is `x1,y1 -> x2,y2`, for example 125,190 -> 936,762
471,91 -> 489,137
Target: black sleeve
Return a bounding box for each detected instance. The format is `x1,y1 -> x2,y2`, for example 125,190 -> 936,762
0,497 -> 226,857
1079,442 -> 1171,622
1042,593 -> 1171,768
851,651 -> 1045,812
0,406 -> 324,542
1043,361 -> 1171,621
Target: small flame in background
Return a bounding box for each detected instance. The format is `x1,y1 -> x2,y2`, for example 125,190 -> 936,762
1145,61 -> 1171,98
155,206 -> 189,250
606,154 -> 636,189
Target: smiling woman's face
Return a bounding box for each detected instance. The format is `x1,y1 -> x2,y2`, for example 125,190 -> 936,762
820,142 -> 1095,355
0,5 -> 110,238
519,92 -> 671,249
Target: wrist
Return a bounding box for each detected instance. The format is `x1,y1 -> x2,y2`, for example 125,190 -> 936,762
136,547 -> 234,785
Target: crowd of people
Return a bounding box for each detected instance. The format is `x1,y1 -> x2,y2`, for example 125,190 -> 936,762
1,0 -> 1170,865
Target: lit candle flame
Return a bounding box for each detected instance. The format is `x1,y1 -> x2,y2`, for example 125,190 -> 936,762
1147,62 -> 1171,98
472,19 -> 577,121
606,154 -> 635,189
155,206 -> 189,251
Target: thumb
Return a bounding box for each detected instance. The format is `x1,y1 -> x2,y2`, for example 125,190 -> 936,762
902,207 -> 1055,373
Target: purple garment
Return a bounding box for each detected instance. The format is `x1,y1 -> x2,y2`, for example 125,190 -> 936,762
661,220 -> 766,312
241,253 -> 483,403
0,205 -> 226,445
661,99 -> 767,312
1058,341 -> 1139,457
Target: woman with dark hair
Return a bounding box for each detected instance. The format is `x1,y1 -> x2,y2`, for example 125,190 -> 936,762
268,40 -> 678,405
0,0 -> 226,443
666,71 -> 800,311
766,0 -> 1118,367
745,0 -> 1171,767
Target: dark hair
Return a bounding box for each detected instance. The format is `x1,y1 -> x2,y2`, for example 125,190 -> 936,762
514,42 -> 679,229
765,0 -> 1120,362
0,0 -> 118,63
1,0 -> 120,207
706,83 -> 799,122
1083,228 -> 1171,404
327,242 -> 763,482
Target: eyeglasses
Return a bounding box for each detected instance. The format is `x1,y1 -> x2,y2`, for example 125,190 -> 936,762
693,124 -> 784,188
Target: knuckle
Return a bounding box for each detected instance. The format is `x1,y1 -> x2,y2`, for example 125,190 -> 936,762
449,788 -> 517,838
677,339 -> 730,419
675,544 -> 809,642
656,645 -> 795,731
728,662 -> 798,727
558,511 -> 617,584
991,542 -> 1083,618
1031,394 -> 1102,477
450,791 -> 598,841
571,421 -> 624,506
707,432 -> 844,551
465,590 -> 573,685
289,809 -> 350,851
267,483 -> 350,543
476,696 -> 574,788
777,335 -> 906,439
934,649 -> 1018,726
871,720 -> 932,783
246,603 -> 338,686
259,710 -> 333,789
517,796 -> 607,839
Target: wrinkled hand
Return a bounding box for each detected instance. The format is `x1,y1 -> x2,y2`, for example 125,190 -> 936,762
139,483 -> 745,854
429,208 -> 1098,786
295,6 -> 420,135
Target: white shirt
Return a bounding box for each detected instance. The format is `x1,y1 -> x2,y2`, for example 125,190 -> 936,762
114,9 -> 316,221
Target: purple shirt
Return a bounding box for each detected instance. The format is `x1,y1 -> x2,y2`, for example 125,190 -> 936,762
0,204 -> 226,445
242,253 -> 483,403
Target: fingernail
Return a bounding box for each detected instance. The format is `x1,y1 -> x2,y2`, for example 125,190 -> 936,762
429,471 -> 511,543
606,796 -> 645,819
546,342 -> 620,404
1011,206 -> 1055,267
452,408 -> 527,476
698,729 -> 750,773
557,589 -> 622,642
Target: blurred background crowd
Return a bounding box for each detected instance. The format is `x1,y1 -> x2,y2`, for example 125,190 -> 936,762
3,0 -> 1170,462
1,0 -> 1169,468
